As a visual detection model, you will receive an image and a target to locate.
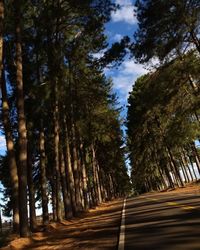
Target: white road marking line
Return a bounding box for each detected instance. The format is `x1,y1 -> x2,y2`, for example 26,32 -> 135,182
118,198 -> 126,250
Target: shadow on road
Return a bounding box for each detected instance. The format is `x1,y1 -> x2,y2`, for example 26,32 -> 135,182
125,195 -> 200,250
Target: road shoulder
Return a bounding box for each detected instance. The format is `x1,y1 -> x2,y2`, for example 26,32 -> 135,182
3,199 -> 124,250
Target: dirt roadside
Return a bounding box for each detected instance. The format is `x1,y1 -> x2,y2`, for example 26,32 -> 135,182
2,199 -> 123,250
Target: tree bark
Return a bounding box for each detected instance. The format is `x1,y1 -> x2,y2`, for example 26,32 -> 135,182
167,148 -> 184,187
71,121 -> 82,212
98,168 -> 106,201
27,135 -> 37,232
91,145 -> 99,205
39,126 -> 49,225
51,180 -> 57,221
63,118 -> 76,215
182,150 -> 194,181
158,168 -> 168,189
190,142 -> 200,176
53,83 -> 62,222
59,147 -> 73,219
14,0 -> 29,236
180,161 -> 189,183
80,144 -> 89,210
188,156 -> 197,180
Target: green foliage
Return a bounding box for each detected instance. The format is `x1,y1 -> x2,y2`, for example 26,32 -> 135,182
0,0 -> 130,219
127,51 -> 200,192
132,0 -> 200,62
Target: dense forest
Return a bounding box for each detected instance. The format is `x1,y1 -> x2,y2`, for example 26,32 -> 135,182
0,0 -> 131,237
127,0 -> 200,193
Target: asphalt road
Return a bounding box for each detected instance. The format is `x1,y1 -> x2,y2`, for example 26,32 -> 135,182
123,190 -> 200,250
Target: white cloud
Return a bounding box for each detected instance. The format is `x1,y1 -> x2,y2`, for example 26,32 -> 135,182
112,33 -> 123,42
106,59 -> 148,102
122,60 -> 148,75
111,0 -> 137,25
112,75 -> 134,99
92,49 -> 106,59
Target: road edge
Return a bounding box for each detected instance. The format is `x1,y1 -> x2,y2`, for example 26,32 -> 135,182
118,198 -> 126,250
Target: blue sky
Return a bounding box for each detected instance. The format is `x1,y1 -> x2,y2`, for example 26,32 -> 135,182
104,0 -> 148,120
0,135 -> 6,155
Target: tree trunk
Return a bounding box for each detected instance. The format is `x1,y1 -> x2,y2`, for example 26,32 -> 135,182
163,162 -> 174,188
77,147 -> 84,209
167,148 -> 184,187
190,142 -> 200,176
59,148 -> 73,219
182,150 -> 194,181
188,156 -> 197,180
14,0 -> 29,236
91,145 -> 102,204
158,168 -> 167,189
171,170 -> 179,186
51,180 -> 57,221
91,146 -> 99,205
71,121 -> 82,212
39,126 -> 49,225
100,169 -> 108,200
27,136 -> 37,232
53,83 -> 62,222
180,161 -> 189,183
95,162 -> 102,203
63,119 -> 76,215
109,174 -> 114,199
97,165 -> 105,202
80,145 -> 89,211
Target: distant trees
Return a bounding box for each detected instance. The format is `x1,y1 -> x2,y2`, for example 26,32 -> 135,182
127,52 -> 200,193
0,0 -> 130,237
127,0 -> 200,193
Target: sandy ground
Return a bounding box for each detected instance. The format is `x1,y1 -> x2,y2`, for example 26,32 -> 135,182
2,199 -> 123,250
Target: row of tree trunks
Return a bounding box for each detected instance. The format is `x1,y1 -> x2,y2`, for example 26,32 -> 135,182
0,0 -> 127,237
36,93 -> 119,222
144,141 -> 200,193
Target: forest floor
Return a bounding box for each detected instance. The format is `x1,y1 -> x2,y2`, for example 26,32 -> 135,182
1,199 -> 123,250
